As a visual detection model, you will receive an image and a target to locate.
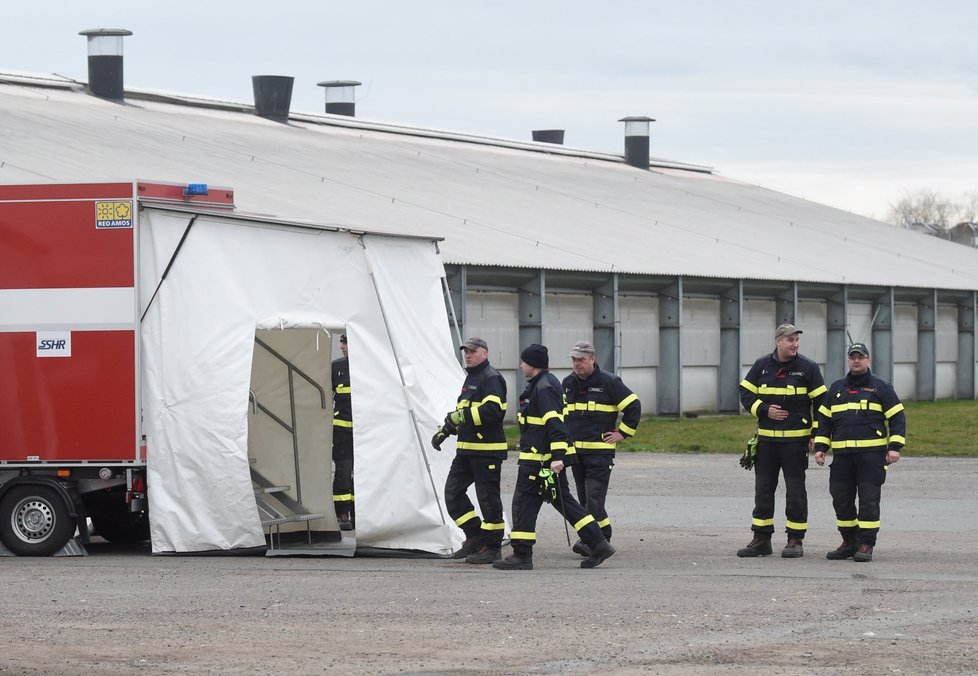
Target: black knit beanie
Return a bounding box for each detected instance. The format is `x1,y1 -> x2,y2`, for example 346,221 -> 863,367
520,343 -> 549,369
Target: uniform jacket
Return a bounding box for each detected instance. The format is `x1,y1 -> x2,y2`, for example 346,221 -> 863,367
562,365 -> 641,455
517,370 -> 574,465
739,351 -> 826,442
453,359 -> 508,459
331,356 -> 352,430
814,369 -> 906,454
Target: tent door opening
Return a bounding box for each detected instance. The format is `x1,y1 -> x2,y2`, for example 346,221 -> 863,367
248,329 -> 355,557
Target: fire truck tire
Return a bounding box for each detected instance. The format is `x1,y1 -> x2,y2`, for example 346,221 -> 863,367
90,509 -> 150,544
0,485 -> 76,556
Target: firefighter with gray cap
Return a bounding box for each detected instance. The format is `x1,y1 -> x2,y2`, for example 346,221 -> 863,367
738,323 -> 827,558
432,337 -> 509,564
813,342 -> 905,562
561,339 -> 641,557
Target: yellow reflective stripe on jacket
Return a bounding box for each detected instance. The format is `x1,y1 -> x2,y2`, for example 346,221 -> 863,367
813,435 -> 830,446
750,400 -> 763,417
808,384 -> 827,399
549,441 -> 571,452
740,379 -> 758,394
335,385 -> 351,394
522,410 -> 563,425
456,441 -> 509,451
617,393 -> 638,411
829,402 -> 883,414
818,404 -> 832,417
829,438 -> 888,449
757,428 -> 811,438
333,418 -> 353,428
566,401 -> 618,413
889,434 -> 906,445
884,403 -> 905,419
758,385 -> 810,396
519,451 -> 552,462
618,421 -> 637,436
576,440 -> 616,450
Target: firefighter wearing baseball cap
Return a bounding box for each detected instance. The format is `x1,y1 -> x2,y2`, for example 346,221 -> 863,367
433,337 -> 509,564
814,342 -> 906,562
561,339 -> 641,558
738,323 -> 827,558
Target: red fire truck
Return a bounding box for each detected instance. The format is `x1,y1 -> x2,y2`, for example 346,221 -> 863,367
0,181 -> 233,555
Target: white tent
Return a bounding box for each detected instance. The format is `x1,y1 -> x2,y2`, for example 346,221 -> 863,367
137,204 -> 466,555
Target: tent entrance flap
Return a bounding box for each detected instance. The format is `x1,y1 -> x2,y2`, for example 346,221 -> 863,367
248,328 -> 354,556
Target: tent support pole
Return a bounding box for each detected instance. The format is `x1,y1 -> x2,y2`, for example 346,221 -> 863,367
359,238 -> 452,536
441,275 -> 463,349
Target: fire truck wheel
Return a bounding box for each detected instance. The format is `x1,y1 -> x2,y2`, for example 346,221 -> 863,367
0,485 -> 75,556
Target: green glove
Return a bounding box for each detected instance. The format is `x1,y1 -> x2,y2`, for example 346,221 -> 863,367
740,434 -> 758,470
448,409 -> 466,427
536,468 -> 557,503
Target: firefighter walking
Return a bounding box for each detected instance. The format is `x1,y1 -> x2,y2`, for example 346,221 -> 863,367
493,344 -> 615,570
814,343 -> 906,562
561,340 -> 641,557
738,323 -> 826,558
432,337 -> 509,564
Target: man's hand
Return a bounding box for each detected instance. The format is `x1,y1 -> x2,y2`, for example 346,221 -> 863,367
767,404 -> 788,421
430,427 -> 451,451
550,460 -> 565,474
814,450 -> 826,466
886,450 -> 901,465
602,430 -> 624,444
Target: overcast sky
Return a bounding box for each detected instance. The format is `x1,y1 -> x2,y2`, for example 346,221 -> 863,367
3,1 -> 977,221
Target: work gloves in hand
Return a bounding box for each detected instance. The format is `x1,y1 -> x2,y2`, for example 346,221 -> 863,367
740,434 -> 758,470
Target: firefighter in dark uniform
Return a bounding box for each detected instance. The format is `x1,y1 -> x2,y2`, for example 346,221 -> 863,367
331,334 -> 354,531
562,340 -> 641,558
738,323 -> 826,558
814,343 -> 905,562
493,344 -> 615,570
431,337 -> 509,564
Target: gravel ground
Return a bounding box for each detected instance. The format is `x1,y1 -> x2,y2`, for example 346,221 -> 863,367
1,453 -> 976,675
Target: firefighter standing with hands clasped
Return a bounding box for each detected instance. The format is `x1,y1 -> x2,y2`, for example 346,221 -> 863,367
814,342 -> 906,562
738,323 -> 826,558
493,344 -> 615,570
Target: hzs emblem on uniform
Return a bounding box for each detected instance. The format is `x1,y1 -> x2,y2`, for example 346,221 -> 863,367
95,200 -> 133,229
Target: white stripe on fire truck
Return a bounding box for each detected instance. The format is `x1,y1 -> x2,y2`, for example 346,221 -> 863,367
0,287 -> 135,332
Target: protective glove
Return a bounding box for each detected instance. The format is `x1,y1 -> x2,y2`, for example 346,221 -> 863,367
536,468 -> 557,503
447,409 -> 466,428
431,426 -> 451,451
740,434 -> 758,470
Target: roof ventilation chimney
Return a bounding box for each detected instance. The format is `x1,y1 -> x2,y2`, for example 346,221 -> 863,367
317,80 -> 361,116
78,28 -> 132,100
532,129 -> 565,145
252,75 -> 294,122
619,116 -> 655,169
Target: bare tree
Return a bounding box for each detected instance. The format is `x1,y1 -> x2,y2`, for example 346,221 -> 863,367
886,188 -> 959,232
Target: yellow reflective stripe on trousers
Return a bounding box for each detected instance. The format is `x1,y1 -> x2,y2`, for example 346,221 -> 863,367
785,520 -> 807,531
480,521 -> 506,531
858,520 -> 881,529
510,531 -> 536,541
597,517 -> 611,529
829,438 -> 887,449
752,517 -> 774,527
456,441 -> 509,451
454,510 -> 477,526
333,493 -> 354,502
836,518 -> 858,528
333,419 -> 353,428
573,514 -> 595,531
757,428 -> 811,438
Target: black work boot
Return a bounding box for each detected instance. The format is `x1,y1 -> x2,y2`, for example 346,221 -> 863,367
853,543 -> 874,562
781,537 -> 804,558
337,512 -> 354,531
825,538 -> 858,560
580,540 -> 615,569
736,536 -> 773,557
465,546 -> 501,565
451,537 -> 483,560
572,540 -> 591,558
492,552 -> 533,570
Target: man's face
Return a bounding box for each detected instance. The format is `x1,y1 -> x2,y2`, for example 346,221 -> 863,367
463,347 -> 488,368
519,360 -> 534,378
848,352 -> 870,375
775,333 -> 800,360
571,355 -> 596,378
340,340 -> 348,358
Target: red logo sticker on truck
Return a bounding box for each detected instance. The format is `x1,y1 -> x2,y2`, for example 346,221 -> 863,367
95,200 -> 133,229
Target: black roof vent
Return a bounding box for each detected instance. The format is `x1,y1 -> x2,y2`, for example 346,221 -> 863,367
317,80 -> 361,117
532,129 -> 565,145
252,75 -> 294,122
78,28 -> 132,100
618,116 -> 655,169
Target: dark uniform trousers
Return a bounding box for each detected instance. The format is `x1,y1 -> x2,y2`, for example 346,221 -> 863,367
829,450 -> 887,546
510,463 -> 605,557
752,439 -> 808,539
331,428 -> 355,517
444,455 -> 504,548
571,454 -> 614,540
